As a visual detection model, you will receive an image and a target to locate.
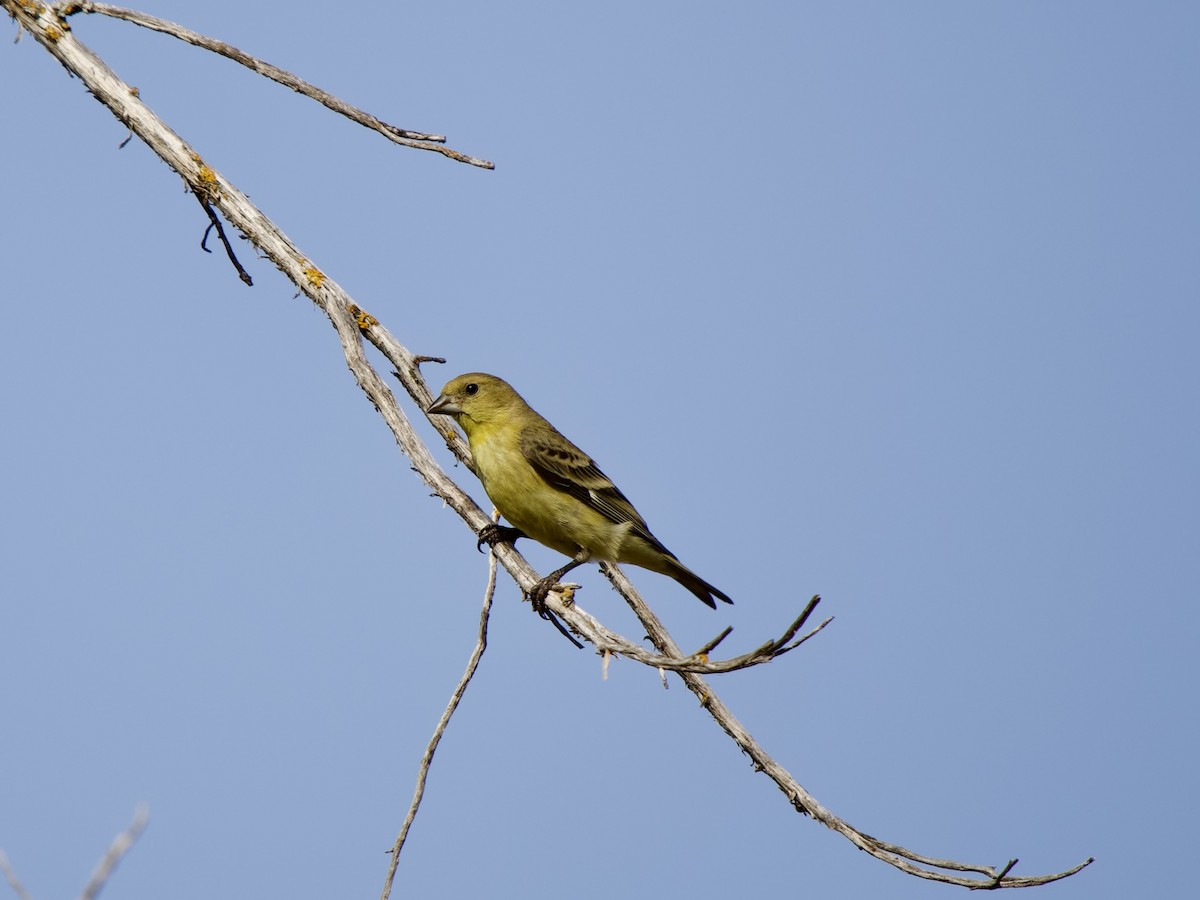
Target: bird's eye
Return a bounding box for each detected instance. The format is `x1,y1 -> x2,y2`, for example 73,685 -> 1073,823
465,383 -> 479,395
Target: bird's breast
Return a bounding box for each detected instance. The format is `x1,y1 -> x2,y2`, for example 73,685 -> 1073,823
470,429 -> 628,562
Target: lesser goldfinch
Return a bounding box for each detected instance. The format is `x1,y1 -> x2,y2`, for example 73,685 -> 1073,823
427,373 -> 733,610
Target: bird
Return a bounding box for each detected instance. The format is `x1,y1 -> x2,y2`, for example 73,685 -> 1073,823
427,373 -> 733,611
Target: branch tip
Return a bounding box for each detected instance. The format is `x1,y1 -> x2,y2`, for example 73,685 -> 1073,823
79,804 -> 149,900
0,850 -> 32,900
70,2 -> 493,167
693,626 -> 733,658
380,557 -> 495,899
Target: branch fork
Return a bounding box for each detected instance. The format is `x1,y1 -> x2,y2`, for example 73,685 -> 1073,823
3,3 -> 1093,892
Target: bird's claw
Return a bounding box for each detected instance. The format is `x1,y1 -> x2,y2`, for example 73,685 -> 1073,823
476,523 -> 523,553
527,577 -> 556,616
527,578 -> 580,617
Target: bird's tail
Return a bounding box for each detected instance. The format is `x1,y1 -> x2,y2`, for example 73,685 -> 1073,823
662,557 -> 734,609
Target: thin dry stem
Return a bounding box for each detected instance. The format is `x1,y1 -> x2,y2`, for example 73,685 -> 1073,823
379,525 -> 496,900
0,852 -> 32,900
62,2 -> 493,169
79,805 -> 149,900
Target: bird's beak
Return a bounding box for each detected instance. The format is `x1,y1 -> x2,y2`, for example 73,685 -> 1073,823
427,394 -> 460,416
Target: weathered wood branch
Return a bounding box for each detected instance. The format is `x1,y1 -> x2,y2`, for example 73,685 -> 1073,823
380,537 -> 497,900
61,1 -> 494,168
3,2 -> 1094,889
0,805 -> 148,900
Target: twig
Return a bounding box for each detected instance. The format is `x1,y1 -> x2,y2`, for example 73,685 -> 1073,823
379,532 -> 495,900
521,583 -> 833,675
693,626 -> 733,658
61,2 -> 493,169
79,804 -> 149,900
196,194 -> 252,285
0,851 -> 32,900
985,859 -> 1021,888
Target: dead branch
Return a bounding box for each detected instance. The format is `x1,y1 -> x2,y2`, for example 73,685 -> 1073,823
3,2 -> 1093,889
380,529 -> 496,900
59,2 -> 493,169
495,583 -> 833,675
80,805 -> 149,900
602,565 -> 1094,887
1,806 -> 150,900
0,852 -> 32,900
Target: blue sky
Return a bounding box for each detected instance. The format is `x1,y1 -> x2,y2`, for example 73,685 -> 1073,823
1,2 -> 1196,897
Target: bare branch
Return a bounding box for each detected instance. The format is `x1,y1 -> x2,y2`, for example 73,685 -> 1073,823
380,532 -> 496,900
1,807 -> 149,900
60,2 -> 494,169
603,565 -> 1095,887
79,805 -> 149,900
4,3 -> 1093,889
0,851 -> 32,900
548,585 -> 831,675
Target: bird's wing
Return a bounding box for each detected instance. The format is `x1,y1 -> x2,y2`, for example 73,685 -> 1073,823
519,424 -> 672,554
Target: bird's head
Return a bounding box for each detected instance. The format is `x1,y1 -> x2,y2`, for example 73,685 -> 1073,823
427,373 -> 525,432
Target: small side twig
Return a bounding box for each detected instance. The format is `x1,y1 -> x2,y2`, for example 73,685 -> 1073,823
380,530 -> 496,900
63,2 -> 494,169
79,804 -> 149,900
195,195 -> 252,285
692,626 -> 733,658
983,859 -> 1021,889
0,851 -> 32,900
548,578 -> 833,676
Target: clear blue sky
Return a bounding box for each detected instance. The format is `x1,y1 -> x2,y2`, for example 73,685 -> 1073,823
2,2 -> 1196,897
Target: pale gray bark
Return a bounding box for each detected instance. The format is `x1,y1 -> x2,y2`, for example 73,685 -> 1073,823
2,3 -> 1093,891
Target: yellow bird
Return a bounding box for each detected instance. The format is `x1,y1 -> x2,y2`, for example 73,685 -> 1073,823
428,373 -> 733,610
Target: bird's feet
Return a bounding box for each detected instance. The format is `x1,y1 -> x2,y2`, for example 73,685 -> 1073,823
526,576 -> 559,616
476,523 -> 524,553
525,578 -> 584,649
